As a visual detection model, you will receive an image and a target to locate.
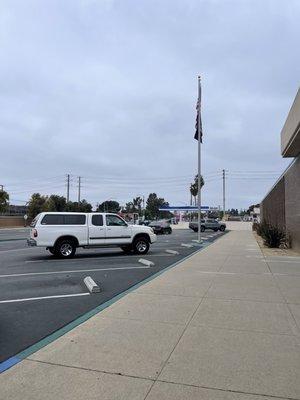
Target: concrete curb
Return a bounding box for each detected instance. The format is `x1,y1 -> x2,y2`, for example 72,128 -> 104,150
138,258 -> 154,267
83,276 -> 101,293
165,249 -> 179,255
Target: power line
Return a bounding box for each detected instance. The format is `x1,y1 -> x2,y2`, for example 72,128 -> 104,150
66,174 -> 70,202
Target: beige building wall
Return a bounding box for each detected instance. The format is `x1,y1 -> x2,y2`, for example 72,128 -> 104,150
285,157 -> 300,250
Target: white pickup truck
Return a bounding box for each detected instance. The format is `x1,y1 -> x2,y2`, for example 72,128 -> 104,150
27,212 -> 157,258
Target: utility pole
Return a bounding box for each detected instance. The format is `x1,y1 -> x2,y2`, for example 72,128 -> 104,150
222,169 -> 226,221
66,174 -> 70,202
78,176 -> 81,203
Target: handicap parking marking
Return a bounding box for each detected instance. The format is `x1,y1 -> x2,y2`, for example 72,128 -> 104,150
0,292 -> 90,304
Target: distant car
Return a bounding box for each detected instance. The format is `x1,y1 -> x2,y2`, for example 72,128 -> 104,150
149,220 -> 172,234
189,218 -> 226,233
139,220 -> 151,226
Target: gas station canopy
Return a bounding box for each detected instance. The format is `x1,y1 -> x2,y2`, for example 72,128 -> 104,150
158,206 -> 219,211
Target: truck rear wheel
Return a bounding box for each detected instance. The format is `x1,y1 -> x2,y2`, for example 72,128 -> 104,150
132,237 -> 149,255
54,239 -> 76,258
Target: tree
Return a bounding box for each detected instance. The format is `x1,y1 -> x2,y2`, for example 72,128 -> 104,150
27,193 -> 48,217
44,195 -> 67,212
247,203 -> 260,214
97,200 -> 120,213
124,196 -> 143,213
0,190 -> 9,213
78,199 -> 92,212
64,200 -> 92,212
189,174 -> 204,206
145,193 -> 172,220
229,208 -> 239,216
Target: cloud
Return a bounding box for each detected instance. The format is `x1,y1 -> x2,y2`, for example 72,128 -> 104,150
0,0 -> 298,208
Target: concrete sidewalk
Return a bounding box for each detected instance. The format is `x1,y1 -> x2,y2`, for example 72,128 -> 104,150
1,231 -> 300,400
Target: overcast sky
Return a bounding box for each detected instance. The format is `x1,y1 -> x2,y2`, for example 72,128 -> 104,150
1,0 -> 299,210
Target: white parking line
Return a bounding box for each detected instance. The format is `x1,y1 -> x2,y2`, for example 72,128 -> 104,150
0,265 -> 151,279
0,248 -> 33,254
0,292 -> 90,304
24,253 -> 173,264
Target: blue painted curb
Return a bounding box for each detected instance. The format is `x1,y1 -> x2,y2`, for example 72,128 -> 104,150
0,357 -> 20,373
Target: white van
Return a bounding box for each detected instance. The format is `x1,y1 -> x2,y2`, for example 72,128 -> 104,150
28,212 -> 157,258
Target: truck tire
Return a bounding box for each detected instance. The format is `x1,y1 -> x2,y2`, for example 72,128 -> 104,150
219,225 -> 225,232
132,236 -> 149,255
200,226 -> 205,232
48,247 -> 55,255
166,227 -> 172,234
54,239 -> 77,258
121,245 -> 133,254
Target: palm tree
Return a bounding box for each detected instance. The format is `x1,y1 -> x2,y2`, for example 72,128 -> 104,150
189,174 -> 204,206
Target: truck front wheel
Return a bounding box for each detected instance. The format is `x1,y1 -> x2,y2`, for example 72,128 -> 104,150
121,245 -> 133,254
132,237 -> 150,255
48,247 -> 55,255
54,239 -> 77,258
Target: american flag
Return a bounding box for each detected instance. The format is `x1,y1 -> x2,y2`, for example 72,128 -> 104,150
194,87 -> 203,142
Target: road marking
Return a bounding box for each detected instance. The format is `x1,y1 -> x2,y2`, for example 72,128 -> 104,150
165,249 -> 179,255
0,266 -> 151,279
0,292 -> 90,304
24,253 -> 175,264
181,243 -> 193,248
0,248 -> 33,254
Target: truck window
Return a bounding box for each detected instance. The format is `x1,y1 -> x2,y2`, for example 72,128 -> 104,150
41,214 -> 86,225
92,215 -> 103,226
41,214 -> 64,225
64,215 -> 86,225
106,215 -> 127,226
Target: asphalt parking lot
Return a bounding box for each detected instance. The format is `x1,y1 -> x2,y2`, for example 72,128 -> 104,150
0,227 -> 225,364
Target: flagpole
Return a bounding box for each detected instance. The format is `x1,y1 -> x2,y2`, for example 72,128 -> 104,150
197,75 -> 202,243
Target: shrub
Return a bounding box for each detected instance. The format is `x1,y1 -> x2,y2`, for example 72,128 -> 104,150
258,221 -> 286,248
252,222 -> 260,232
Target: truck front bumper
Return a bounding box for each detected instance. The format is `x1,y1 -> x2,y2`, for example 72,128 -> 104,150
150,233 -> 157,244
27,238 -> 37,247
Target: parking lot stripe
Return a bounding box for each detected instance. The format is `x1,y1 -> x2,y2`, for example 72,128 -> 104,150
24,253 -> 172,263
0,293 -> 90,304
0,265 -> 151,279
